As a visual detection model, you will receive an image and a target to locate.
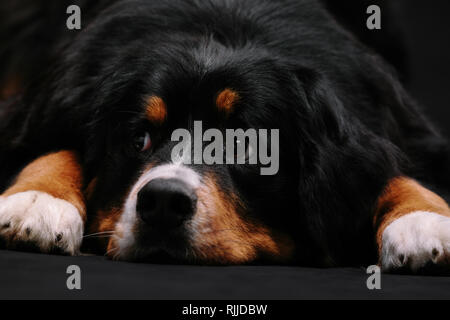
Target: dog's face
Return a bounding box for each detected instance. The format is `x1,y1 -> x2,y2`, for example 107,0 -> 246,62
50,2 -> 350,265
83,42 -> 320,264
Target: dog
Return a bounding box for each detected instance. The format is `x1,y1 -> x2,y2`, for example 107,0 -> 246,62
1,0 -> 450,273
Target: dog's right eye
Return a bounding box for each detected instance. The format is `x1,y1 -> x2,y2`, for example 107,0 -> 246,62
134,132 -> 152,152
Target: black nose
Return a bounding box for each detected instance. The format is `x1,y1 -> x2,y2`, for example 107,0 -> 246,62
136,178 -> 197,228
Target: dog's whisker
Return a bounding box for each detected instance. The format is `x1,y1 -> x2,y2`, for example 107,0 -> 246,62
112,250 -> 122,261
105,246 -> 119,256
83,231 -> 115,238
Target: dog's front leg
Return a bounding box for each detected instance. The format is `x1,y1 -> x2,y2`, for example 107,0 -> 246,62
375,177 -> 450,272
0,151 -> 85,255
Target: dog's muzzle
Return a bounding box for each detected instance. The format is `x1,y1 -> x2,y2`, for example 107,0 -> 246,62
136,178 -> 197,231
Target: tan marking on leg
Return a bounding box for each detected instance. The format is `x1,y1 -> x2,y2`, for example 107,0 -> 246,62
2,151 -> 86,220
375,177 -> 450,256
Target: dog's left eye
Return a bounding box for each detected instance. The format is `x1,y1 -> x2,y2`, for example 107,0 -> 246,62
134,132 -> 152,152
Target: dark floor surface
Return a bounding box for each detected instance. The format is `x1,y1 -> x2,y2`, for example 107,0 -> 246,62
1,250 -> 450,300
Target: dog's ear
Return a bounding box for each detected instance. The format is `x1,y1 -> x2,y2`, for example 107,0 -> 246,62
290,69 -> 353,266
291,67 -> 405,267
293,68 -> 346,143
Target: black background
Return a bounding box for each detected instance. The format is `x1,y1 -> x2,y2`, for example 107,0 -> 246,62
401,0 -> 450,137
333,0 -> 450,137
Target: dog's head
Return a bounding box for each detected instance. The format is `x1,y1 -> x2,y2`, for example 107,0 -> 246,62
86,45 -> 314,264
35,1 -> 401,265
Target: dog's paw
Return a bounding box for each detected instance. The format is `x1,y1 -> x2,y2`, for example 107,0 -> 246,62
0,191 -> 83,255
381,211 -> 450,272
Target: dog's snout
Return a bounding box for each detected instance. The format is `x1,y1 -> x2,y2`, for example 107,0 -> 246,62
136,178 -> 197,228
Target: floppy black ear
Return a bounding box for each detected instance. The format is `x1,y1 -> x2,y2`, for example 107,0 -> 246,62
291,68 -> 406,267
293,68 -> 346,143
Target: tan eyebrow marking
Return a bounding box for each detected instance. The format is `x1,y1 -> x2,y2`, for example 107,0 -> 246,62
216,89 -> 239,114
146,96 -> 167,124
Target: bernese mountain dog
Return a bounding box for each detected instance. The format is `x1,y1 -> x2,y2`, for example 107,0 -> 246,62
1,0 -> 450,273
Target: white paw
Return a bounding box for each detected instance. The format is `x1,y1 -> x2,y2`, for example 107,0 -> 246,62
0,191 -> 83,255
381,211 -> 450,272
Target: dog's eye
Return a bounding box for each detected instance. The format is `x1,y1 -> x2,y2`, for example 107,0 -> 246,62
134,132 -> 151,152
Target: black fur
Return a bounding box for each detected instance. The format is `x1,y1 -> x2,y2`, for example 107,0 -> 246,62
1,0 -> 449,267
